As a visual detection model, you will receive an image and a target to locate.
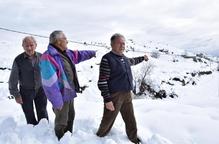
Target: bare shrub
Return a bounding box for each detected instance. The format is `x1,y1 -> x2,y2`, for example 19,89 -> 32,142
133,62 -> 155,96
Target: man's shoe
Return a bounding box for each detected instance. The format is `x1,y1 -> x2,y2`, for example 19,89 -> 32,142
135,137 -> 142,144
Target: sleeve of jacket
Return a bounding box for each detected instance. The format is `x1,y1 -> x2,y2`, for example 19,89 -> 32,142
128,56 -> 145,66
71,50 -> 96,64
40,54 -> 63,109
8,60 -> 21,97
97,57 -> 112,103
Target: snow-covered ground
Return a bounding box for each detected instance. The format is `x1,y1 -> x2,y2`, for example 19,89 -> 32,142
0,39 -> 219,144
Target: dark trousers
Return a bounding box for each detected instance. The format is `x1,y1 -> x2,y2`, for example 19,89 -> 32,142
53,100 -> 75,140
20,87 -> 48,125
96,91 -> 139,143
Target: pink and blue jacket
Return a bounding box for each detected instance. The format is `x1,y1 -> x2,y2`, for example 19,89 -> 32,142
40,44 -> 96,109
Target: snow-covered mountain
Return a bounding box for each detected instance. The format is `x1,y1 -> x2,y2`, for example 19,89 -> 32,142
180,35 -> 219,57
0,38 -> 219,144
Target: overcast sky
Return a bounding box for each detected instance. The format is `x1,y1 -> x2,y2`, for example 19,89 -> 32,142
0,0 -> 219,55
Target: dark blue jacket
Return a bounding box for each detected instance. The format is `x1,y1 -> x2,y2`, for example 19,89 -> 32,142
98,51 -> 145,102
105,52 -> 133,93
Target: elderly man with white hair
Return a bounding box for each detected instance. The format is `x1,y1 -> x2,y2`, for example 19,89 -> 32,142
9,36 -> 48,125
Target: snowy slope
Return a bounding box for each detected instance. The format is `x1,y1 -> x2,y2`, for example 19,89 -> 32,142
0,39 -> 219,144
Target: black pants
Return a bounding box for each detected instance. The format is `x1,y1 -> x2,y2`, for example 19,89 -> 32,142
20,87 -> 48,125
53,100 -> 75,140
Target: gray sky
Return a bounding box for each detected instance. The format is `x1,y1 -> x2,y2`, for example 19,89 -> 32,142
0,0 -> 219,55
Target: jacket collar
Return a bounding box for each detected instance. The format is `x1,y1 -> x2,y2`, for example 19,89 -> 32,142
110,51 -> 124,57
48,44 -> 70,55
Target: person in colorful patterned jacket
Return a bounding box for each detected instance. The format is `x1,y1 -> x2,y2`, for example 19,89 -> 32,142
40,30 -> 96,140
96,33 -> 148,144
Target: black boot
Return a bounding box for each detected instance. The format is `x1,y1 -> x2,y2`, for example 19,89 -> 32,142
55,127 -> 65,140
134,137 -> 142,144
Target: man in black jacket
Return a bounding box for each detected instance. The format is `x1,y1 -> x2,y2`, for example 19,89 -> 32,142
9,36 -> 48,125
96,33 -> 148,144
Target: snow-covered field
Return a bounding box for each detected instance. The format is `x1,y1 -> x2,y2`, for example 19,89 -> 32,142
0,39 -> 219,144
